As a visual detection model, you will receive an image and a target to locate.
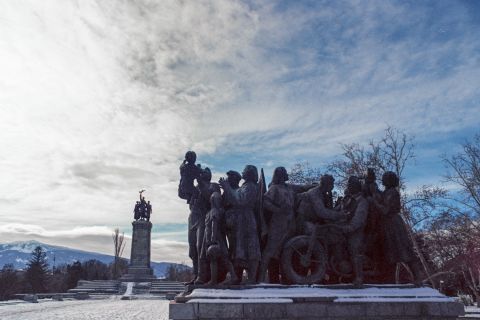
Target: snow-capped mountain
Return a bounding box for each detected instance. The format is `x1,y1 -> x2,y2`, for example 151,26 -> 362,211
0,240 -> 187,277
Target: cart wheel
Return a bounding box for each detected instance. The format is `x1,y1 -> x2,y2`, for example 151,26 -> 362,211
281,236 -> 327,284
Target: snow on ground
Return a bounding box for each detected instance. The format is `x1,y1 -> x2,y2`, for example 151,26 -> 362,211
465,305 -> 480,317
0,296 -> 170,320
187,286 -> 455,302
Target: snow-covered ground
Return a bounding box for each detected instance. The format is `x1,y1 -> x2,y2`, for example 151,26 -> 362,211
465,305 -> 480,318
0,296 -> 169,320
187,286 -> 456,302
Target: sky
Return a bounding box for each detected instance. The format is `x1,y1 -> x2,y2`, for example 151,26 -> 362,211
0,0 -> 479,264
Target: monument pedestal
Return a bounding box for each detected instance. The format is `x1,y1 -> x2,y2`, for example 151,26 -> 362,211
169,285 -> 465,320
120,220 -> 156,282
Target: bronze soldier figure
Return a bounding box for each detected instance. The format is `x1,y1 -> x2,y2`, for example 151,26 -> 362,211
193,168 -> 218,284
178,151 -> 202,203
259,167 -> 315,283
296,174 -> 345,231
220,165 -> 261,284
223,170 -> 242,270
202,191 -> 239,285
337,176 -> 369,287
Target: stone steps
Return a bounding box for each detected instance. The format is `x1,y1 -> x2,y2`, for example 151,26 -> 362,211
68,279 -> 184,295
150,280 -> 185,294
68,280 -> 120,295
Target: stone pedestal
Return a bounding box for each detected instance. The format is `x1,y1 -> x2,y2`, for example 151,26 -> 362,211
169,285 -> 465,320
120,220 -> 156,282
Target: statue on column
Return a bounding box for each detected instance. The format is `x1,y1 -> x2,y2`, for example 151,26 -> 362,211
133,189 -> 151,221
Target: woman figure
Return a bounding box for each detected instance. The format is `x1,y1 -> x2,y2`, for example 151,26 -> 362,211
373,171 -> 422,286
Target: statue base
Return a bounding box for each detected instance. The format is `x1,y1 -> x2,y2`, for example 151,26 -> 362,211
119,266 -> 156,282
170,284 -> 464,320
120,220 -> 156,282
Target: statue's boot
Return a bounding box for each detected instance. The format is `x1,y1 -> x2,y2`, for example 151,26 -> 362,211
352,255 -> 364,288
257,259 -> 269,283
194,260 -> 209,285
192,258 -> 198,282
268,259 -> 280,284
246,260 -> 259,285
206,262 -> 218,286
408,260 -> 423,287
232,267 -> 243,284
220,261 -> 239,285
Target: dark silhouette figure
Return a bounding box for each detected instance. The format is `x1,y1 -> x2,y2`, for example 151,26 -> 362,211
192,168 -> 218,285
146,201 -> 152,222
337,176 -> 369,288
259,167 -> 313,283
220,165 -> 261,284
133,190 -> 151,221
296,174 -> 345,232
179,151 -> 202,204
371,171 -> 423,286
223,170 -> 242,267
134,201 -> 141,220
202,191 -> 238,285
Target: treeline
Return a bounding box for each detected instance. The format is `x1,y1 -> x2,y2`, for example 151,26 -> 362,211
290,127 -> 480,303
164,263 -> 193,282
0,246 -> 128,300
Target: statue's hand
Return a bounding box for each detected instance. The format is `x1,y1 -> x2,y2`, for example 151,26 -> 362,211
218,177 -> 227,188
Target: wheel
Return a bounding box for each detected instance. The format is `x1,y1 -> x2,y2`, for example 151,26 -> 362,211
281,236 -> 327,284
329,255 -> 353,277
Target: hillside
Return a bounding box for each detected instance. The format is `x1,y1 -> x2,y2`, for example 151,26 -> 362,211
0,240 -> 188,277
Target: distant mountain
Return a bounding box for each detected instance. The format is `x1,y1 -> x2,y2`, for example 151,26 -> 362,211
0,240 -> 189,278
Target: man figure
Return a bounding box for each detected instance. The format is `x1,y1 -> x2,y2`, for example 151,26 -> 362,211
192,168 -> 218,284
337,176 -> 369,287
220,165 -> 261,284
178,151 -> 202,204
223,170 -> 242,267
362,168 -> 384,278
202,191 -> 239,285
133,201 -> 141,220
259,167 -> 315,283
139,194 -> 148,220
296,174 -> 345,232
146,201 -> 152,222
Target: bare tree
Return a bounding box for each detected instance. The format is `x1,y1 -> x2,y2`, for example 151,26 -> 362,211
442,134 -> 480,302
288,162 -> 323,185
327,126 -> 415,190
112,228 -> 126,279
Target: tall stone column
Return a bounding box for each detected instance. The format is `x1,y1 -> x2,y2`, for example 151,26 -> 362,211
120,220 -> 156,282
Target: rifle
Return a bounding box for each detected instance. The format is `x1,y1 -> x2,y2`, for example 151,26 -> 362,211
257,168 -> 268,240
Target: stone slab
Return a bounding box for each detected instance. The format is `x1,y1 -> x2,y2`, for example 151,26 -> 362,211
170,300 -> 465,319
170,286 -> 465,320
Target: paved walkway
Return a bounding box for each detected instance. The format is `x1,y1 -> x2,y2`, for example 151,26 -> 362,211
0,296 -> 169,320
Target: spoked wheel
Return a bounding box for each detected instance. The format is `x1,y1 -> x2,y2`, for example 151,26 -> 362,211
281,236 -> 327,284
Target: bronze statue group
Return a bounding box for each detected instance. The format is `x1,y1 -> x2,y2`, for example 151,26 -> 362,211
178,151 -> 423,287
134,190 -> 152,222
